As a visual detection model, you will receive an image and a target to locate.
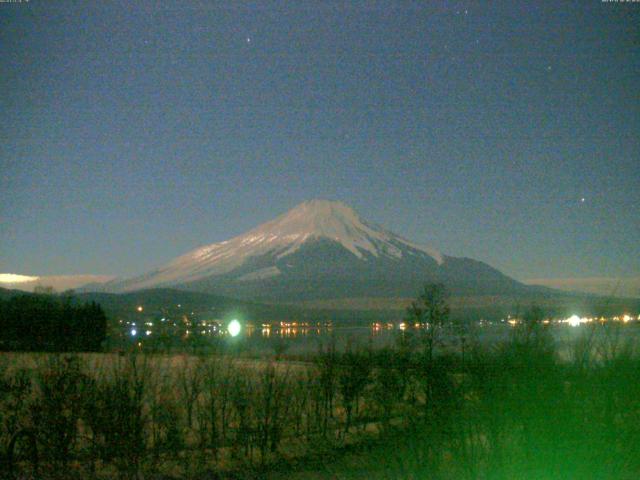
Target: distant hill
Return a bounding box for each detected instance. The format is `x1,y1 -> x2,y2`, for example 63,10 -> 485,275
2,286 -> 638,325
0,287 -> 27,301
73,288 -> 313,323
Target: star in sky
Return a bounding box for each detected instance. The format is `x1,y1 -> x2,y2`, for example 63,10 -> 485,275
1,1 -> 638,281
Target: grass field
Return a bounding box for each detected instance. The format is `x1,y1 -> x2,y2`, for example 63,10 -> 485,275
1,321 -> 640,479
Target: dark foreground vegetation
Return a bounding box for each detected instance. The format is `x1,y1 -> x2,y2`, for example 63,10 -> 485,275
0,293 -> 107,352
0,318 -> 639,479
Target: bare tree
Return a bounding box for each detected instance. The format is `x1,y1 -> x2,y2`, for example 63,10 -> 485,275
338,344 -> 371,436
177,356 -> 204,429
406,283 -> 450,363
315,339 -> 338,438
254,363 -> 291,464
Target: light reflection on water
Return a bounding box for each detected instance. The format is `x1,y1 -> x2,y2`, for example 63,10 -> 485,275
243,322 -> 640,356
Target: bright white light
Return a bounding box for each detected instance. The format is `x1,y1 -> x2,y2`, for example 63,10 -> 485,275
566,315 -> 582,327
145,330 -> 152,336
130,329 -> 137,336
228,319 -> 241,337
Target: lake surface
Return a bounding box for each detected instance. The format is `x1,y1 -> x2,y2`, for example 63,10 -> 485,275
239,322 -> 640,357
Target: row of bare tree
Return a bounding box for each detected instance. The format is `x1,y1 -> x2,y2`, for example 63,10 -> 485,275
1,285 -> 639,479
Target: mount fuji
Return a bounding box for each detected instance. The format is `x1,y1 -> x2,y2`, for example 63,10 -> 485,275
100,200 -> 534,301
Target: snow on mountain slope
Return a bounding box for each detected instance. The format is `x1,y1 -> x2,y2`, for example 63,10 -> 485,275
110,200 -> 443,292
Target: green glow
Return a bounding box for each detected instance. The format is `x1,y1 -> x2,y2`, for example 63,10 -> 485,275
228,319 -> 241,337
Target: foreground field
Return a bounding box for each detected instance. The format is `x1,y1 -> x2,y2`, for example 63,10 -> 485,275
1,322 -> 640,479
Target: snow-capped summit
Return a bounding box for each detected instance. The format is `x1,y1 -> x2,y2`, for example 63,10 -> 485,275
219,199 -> 443,262
103,200 -> 529,300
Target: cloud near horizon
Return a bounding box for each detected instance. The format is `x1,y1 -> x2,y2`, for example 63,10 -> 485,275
526,277 -> 640,298
0,274 -> 115,292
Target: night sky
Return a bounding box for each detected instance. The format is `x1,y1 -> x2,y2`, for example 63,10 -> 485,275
1,1 -> 638,284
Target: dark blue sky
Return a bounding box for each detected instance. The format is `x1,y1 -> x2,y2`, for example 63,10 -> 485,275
1,1 -> 638,282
